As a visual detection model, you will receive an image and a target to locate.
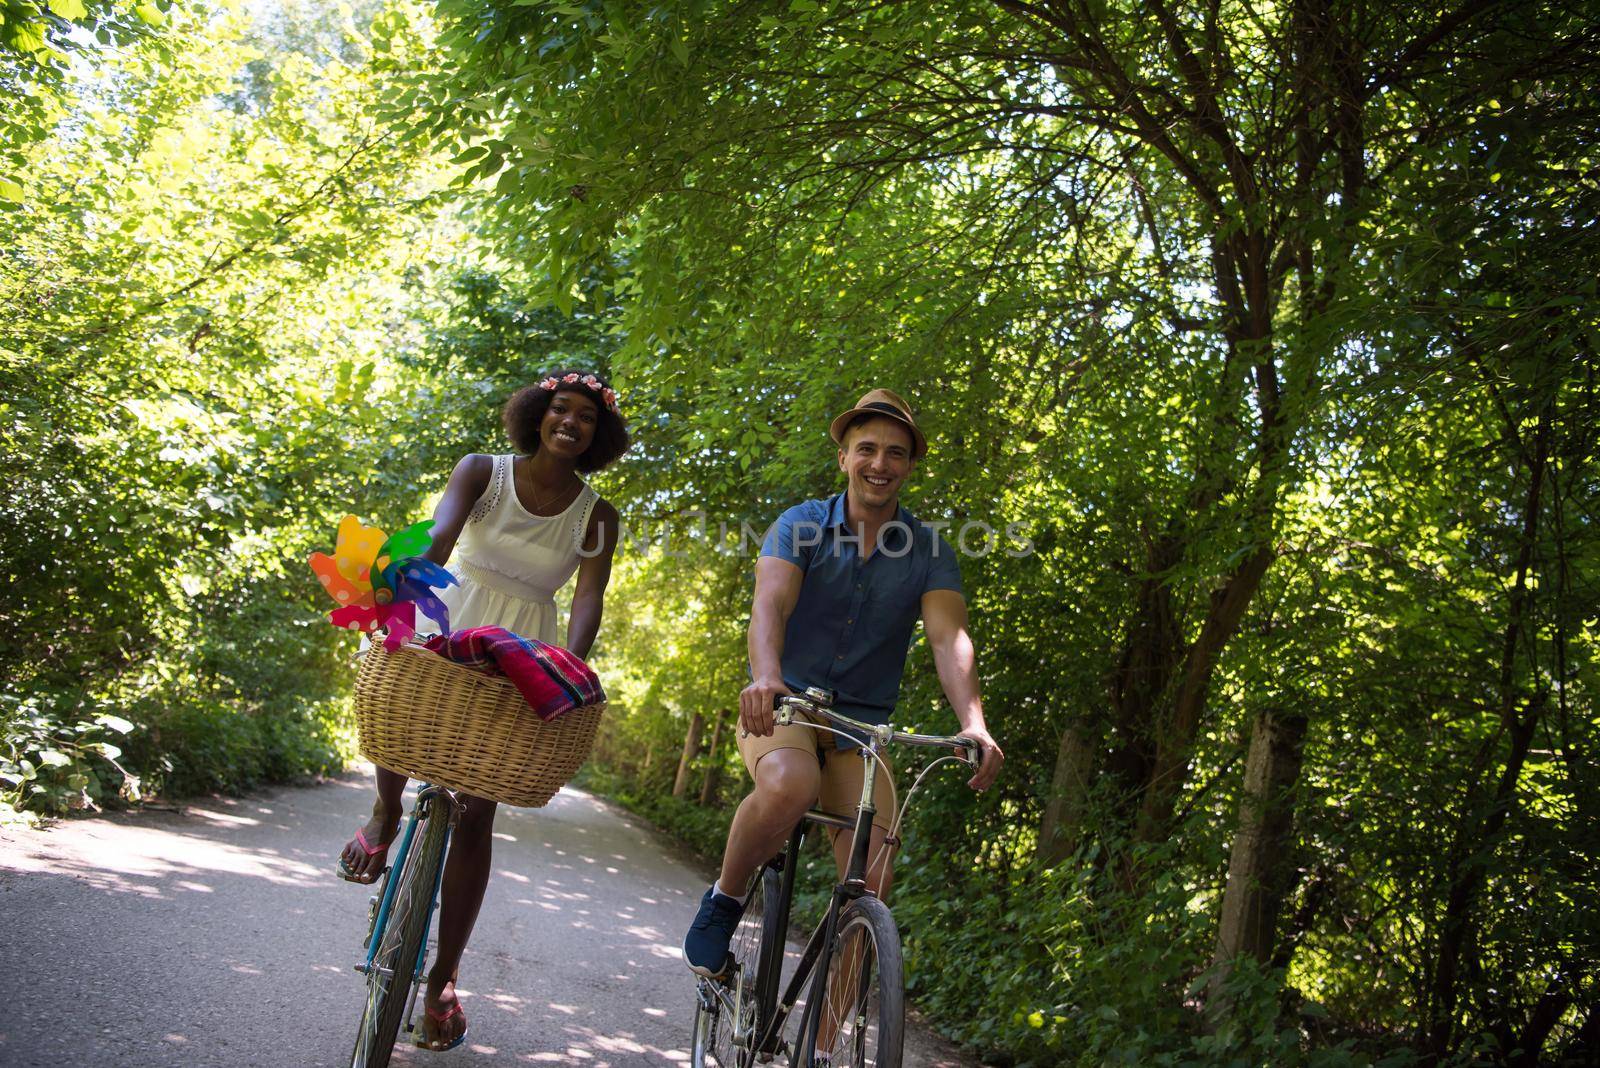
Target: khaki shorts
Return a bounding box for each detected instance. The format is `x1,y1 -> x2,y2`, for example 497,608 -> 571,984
737,713 -> 896,834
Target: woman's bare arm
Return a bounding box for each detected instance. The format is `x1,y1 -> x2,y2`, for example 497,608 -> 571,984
422,454 -> 494,567
566,498 -> 619,659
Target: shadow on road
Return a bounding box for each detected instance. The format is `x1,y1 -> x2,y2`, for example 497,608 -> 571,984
0,771 -> 978,1067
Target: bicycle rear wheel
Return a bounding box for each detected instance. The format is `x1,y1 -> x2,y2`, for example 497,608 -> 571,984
350,793 -> 450,1068
803,895 -> 904,1068
692,864 -> 781,1068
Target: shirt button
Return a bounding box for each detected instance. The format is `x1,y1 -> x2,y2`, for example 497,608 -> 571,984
836,654 -> 843,660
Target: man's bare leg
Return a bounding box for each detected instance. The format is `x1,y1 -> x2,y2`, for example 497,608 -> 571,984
717,748 -> 821,893
685,747 -> 821,977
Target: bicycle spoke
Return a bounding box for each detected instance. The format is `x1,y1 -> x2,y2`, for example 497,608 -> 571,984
692,864 -> 781,1068
350,794 -> 451,1068
815,925 -> 877,1064
807,899 -> 903,1068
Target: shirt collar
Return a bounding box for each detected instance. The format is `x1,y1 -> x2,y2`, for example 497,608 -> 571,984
827,493 -> 915,551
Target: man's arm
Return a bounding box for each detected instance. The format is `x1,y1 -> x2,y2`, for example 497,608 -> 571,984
921,588 -> 1004,791
740,556 -> 803,737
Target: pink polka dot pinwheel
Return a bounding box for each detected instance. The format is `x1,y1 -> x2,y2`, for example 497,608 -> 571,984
308,515 -> 457,650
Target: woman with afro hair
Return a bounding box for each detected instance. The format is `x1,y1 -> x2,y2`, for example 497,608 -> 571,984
338,369 -> 629,1050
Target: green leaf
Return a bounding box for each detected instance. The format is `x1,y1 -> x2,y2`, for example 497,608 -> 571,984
97,714 -> 135,734
48,0 -> 90,19
38,750 -> 71,769
0,177 -> 23,203
7,22 -> 48,52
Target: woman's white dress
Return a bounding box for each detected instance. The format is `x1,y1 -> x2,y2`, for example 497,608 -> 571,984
435,453 -> 598,645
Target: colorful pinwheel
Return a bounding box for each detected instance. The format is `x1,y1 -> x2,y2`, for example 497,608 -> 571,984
309,515 -> 457,650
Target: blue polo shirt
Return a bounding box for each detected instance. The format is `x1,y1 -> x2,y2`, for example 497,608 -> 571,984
762,493 -> 963,742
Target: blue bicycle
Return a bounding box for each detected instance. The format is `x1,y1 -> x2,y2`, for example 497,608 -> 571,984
349,782 -> 462,1068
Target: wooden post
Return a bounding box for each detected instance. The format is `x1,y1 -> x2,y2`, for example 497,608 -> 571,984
672,712 -> 706,798
699,710 -> 727,807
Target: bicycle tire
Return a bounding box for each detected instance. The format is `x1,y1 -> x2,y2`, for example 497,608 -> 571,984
690,982 -> 719,1067
692,864 -> 780,1068
350,797 -> 450,1068
798,895 -> 904,1068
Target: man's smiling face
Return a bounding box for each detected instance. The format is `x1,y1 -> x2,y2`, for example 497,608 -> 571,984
839,416 -> 916,510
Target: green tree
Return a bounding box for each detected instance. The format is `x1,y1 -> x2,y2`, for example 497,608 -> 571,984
404,0 -> 1597,1060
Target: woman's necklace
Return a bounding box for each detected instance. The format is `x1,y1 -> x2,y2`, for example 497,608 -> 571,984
525,464 -> 579,514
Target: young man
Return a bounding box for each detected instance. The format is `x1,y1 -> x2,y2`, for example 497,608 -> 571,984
682,387 -> 1004,981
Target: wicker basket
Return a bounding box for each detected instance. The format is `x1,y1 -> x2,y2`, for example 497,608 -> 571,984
352,642 -> 604,808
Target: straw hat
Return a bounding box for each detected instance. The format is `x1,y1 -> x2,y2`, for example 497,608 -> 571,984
828,388 -> 927,460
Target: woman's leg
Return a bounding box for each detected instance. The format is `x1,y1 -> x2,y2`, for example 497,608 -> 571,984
339,765 -> 406,882
421,792 -> 497,1048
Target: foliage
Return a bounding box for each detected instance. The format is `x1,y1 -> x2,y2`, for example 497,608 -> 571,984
407,0 -> 1600,1062
4,1 -> 1597,1065
0,1 -> 619,813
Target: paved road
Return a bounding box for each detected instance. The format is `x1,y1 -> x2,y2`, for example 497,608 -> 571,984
0,771 -> 978,1067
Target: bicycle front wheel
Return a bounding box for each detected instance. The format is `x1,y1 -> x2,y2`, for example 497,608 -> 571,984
350,795 -> 450,1068
804,895 -> 904,1068
692,864 -> 779,1068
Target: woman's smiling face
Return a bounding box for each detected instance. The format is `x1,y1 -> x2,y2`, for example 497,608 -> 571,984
539,389 -> 599,458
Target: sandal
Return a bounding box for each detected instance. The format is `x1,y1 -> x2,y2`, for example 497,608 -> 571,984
336,827 -> 391,884
416,1000 -> 468,1052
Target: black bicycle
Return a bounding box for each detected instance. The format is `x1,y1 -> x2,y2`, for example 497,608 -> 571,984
689,687 -> 980,1068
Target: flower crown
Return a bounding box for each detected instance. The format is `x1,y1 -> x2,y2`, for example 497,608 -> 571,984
539,372 -> 620,415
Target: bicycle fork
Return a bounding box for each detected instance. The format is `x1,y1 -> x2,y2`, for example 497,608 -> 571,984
352,788 -> 456,1037
797,749 -> 879,1059
400,793 -> 455,1041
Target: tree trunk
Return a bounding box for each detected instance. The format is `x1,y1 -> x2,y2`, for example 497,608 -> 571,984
1558,1002 -> 1600,1067
1509,974 -> 1571,1068
1426,411 -> 1551,1061
1137,542 -> 1277,842
1208,706 -> 1309,1015
699,710 -> 726,807
1037,722 -> 1096,866
672,712 -> 705,799
1101,537 -> 1184,819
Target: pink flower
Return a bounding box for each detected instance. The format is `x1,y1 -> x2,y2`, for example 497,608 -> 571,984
601,387 -> 618,411
539,377 -> 559,390
562,372 -> 581,384
582,375 -> 601,390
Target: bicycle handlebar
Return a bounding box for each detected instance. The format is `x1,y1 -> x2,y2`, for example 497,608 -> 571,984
774,694 -> 982,768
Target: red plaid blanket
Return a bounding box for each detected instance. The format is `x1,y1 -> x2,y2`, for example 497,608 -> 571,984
423,626 -> 605,722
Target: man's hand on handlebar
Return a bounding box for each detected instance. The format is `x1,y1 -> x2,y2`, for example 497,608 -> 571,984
739,675 -> 792,737
955,727 -> 1004,791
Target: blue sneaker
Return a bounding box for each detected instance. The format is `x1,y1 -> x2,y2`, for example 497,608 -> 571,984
683,885 -> 746,977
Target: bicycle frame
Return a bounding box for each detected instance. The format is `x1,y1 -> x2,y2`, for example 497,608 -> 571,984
735,690 -> 976,1064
